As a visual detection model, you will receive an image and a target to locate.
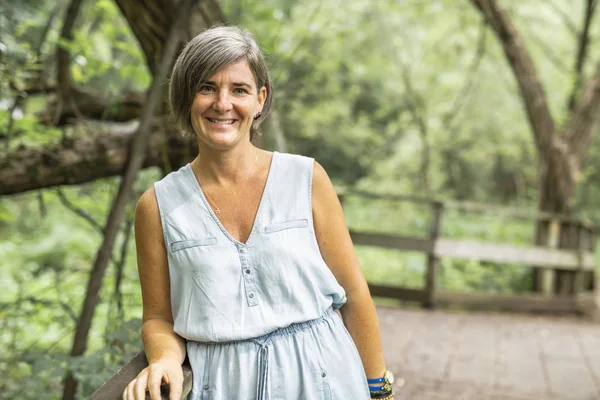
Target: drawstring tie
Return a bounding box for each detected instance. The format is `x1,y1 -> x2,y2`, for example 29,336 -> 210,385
256,344 -> 270,399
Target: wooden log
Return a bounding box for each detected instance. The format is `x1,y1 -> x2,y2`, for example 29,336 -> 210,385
0,122 -> 197,196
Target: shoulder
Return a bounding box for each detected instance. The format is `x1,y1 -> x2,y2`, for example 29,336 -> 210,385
311,160 -> 339,210
312,160 -> 329,185
134,186 -> 166,250
135,186 -> 161,226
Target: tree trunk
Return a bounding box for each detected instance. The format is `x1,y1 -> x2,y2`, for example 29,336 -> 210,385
61,1 -> 199,398
470,0 -> 600,294
114,0 -> 226,76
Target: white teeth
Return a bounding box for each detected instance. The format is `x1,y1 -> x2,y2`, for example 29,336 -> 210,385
208,118 -> 234,124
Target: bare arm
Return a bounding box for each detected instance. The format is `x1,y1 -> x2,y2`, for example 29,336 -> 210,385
124,187 -> 186,400
311,161 -> 387,382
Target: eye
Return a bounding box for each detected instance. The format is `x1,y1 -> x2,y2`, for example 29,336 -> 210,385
199,85 -> 214,93
233,87 -> 249,95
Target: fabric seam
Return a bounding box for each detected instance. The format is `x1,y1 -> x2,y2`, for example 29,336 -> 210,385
154,181 -> 171,251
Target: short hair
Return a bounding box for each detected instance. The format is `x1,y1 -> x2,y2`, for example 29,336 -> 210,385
169,26 -> 273,142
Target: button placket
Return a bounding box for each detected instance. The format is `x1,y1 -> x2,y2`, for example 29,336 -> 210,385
239,246 -> 259,307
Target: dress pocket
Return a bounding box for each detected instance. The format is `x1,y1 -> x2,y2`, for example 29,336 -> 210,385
170,238 -> 217,252
264,219 -> 308,233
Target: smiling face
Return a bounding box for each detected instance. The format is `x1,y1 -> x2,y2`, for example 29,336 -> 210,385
190,60 -> 266,150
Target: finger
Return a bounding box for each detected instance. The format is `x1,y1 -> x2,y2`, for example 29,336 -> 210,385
168,375 -> 183,400
147,370 -> 163,400
125,380 -> 136,400
133,373 -> 149,400
122,381 -> 130,400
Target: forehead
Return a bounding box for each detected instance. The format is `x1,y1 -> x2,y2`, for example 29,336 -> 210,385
205,60 -> 256,86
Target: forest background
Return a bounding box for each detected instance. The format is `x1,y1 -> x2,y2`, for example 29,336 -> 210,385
1,0 -> 600,399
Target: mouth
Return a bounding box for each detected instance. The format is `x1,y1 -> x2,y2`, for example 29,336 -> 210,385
206,118 -> 236,125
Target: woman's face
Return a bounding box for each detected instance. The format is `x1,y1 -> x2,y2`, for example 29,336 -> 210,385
190,60 -> 266,150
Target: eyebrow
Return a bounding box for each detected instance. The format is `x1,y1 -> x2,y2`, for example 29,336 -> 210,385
203,80 -> 253,89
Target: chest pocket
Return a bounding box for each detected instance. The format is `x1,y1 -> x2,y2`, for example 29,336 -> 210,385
264,218 -> 308,234
170,237 -> 217,252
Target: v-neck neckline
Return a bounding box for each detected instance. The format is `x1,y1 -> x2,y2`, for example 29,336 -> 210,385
186,151 -> 278,246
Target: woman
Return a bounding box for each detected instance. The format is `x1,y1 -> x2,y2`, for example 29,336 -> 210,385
123,26 -> 395,400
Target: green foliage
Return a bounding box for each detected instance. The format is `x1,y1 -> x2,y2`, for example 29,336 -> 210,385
0,168 -> 159,399
2,0 -> 600,398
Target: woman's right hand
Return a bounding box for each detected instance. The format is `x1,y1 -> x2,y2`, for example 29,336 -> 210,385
122,357 -> 184,400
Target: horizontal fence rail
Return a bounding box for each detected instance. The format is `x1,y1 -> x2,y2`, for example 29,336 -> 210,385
342,191 -> 598,316
435,238 -> 595,270
350,232 -> 596,270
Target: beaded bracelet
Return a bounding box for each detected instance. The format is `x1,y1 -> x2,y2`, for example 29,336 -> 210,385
370,391 -> 394,400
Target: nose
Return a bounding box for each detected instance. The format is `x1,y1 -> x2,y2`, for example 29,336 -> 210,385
213,89 -> 232,113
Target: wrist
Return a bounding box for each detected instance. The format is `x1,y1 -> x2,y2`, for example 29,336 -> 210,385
367,369 -> 394,398
149,353 -> 183,365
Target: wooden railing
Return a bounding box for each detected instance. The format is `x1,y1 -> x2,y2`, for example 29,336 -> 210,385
91,192 -> 599,398
340,190 -> 598,314
90,352 -> 193,400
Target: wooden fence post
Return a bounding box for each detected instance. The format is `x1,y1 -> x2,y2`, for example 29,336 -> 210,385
424,201 -> 443,308
573,222 -> 586,294
538,218 -> 560,295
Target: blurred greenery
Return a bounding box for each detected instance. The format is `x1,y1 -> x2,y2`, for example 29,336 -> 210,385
1,0 -> 600,398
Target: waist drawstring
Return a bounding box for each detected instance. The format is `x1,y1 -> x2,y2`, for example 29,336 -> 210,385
256,344 -> 270,400
190,309 -> 336,399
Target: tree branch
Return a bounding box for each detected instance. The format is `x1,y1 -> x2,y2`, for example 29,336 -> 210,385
470,0 -> 555,155
56,0 -> 84,104
51,0 -> 145,125
114,206 -> 135,318
37,90 -> 145,126
401,65 -> 431,195
4,84 -> 26,148
0,122 -> 195,196
547,0 -> 580,37
565,62 -> 600,162
55,188 -> 104,234
2,297 -> 78,323
528,30 -> 570,74
443,19 -> 488,128
62,1 -> 199,398
567,0 -> 598,111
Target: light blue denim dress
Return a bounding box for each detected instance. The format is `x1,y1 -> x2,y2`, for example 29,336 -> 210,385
154,152 -> 370,400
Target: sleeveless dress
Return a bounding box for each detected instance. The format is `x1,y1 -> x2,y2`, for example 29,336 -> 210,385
154,151 -> 370,400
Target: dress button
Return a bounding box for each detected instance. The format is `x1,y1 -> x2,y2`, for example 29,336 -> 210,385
245,269 -> 251,274
249,293 -> 255,298
240,247 -> 247,253
322,372 -> 327,378
203,385 -> 209,390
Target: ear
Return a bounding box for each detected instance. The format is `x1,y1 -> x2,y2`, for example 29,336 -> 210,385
257,86 -> 267,112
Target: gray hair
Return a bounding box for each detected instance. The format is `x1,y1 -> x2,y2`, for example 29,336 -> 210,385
169,26 -> 273,142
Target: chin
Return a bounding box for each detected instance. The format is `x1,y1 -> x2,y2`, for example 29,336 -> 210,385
203,133 -> 246,150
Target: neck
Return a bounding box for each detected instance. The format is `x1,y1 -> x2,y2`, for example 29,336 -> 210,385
193,142 -> 260,186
